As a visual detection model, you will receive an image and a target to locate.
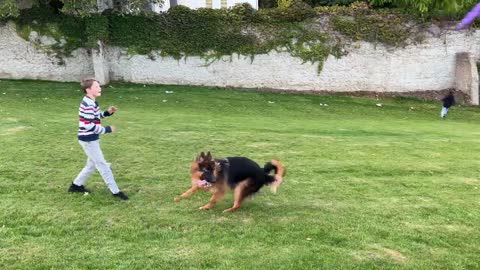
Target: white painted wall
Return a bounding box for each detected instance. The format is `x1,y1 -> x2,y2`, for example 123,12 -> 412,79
177,0 -> 206,9
152,1 -> 170,12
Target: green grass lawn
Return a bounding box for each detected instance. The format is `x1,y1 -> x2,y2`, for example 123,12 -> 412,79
1,79 -> 479,269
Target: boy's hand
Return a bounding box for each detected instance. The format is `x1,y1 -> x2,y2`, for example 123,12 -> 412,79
108,106 -> 117,114
110,126 -> 117,133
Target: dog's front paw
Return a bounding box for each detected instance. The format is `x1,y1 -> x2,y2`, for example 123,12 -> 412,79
174,197 -> 181,202
223,207 -> 239,213
199,205 -> 211,210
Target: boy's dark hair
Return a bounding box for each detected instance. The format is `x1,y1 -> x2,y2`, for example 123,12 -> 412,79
81,78 -> 97,93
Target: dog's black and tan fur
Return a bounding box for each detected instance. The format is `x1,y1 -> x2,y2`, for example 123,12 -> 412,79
175,152 -> 286,212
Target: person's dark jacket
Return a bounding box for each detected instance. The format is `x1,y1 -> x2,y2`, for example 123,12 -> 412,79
442,94 -> 455,108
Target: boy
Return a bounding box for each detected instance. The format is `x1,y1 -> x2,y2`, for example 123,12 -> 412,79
68,78 -> 129,200
441,91 -> 455,119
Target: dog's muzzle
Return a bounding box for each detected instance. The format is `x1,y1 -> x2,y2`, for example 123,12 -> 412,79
200,169 -> 216,183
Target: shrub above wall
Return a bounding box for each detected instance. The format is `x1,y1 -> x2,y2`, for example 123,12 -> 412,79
308,0 -> 367,6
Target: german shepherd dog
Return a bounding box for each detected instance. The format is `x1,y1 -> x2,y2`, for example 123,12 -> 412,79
174,152 -> 286,212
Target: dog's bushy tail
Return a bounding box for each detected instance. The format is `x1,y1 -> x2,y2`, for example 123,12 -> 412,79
263,160 -> 286,194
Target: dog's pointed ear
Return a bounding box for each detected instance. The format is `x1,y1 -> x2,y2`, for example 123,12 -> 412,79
198,152 -> 206,162
206,151 -> 212,161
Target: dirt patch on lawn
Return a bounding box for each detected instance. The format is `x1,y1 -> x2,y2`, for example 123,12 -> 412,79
230,87 -> 471,104
353,246 -> 407,264
1,126 -> 31,135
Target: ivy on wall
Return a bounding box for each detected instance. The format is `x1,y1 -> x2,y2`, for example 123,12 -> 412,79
11,2 -> 422,72
320,3 -> 420,47
14,6 -> 86,59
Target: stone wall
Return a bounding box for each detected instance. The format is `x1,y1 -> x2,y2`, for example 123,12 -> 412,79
0,23 -> 93,82
1,22 -> 479,104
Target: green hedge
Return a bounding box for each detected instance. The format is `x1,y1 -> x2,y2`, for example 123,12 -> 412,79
0,0 -> 19,21
15,6 -> 86,56
308,0 -> 367,6
259,0 -> 278,8
259,0 -> 367,8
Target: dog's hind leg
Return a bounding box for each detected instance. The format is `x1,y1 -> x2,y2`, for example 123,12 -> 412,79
174,186 -> 200,202
223,180 -> 251,213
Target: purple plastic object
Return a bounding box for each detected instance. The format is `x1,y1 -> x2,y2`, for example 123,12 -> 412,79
196,180 -> 211,187
456,3 -> 480,30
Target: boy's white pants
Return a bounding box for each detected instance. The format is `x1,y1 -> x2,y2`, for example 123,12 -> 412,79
73,140 -> 120,194
441,107 -> 449,118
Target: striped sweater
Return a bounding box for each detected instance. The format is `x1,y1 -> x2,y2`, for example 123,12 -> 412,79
77,96 -> 113,141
